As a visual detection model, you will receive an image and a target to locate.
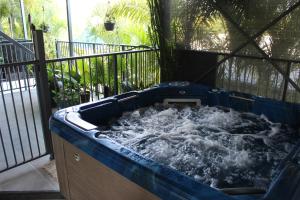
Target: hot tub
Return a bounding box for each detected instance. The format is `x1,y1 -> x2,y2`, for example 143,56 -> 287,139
50,82 -> 300,200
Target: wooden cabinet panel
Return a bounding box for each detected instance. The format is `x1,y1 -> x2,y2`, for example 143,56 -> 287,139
53,135 -> 160,200
52,134 -> 70,199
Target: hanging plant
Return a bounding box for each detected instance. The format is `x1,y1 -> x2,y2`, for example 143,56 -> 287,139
40,5 -> 49,33
40,22 -> 49,33
104,13 -> 115,31
103,1 -> 115,31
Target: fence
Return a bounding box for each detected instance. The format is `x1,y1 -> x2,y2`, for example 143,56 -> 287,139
215,52 -> 300,103
0,30 -> 160,172
0,33 -> 36,92
0,40 -> 34,64
0,65 -> 36,92
0,31 -> 51,173
55,40 -> 152,58
46,48 -> 160,108
0,61 -> 47,172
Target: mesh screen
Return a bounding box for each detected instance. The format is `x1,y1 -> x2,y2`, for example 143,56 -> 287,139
216,57 -> 287,101
171,0 -> 300,57
286,63 -> 300,103
170,0 -> 300,102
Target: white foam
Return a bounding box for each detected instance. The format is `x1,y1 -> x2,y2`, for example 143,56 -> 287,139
101,104 -> 298,189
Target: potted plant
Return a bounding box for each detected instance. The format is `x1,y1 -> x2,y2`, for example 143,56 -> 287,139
40,6 -> 49,33
104,12 -> 115,31
52,88 -> 80,108
63,72 -> 91,105
53,73 -> 81,108
40,22 -> 49,33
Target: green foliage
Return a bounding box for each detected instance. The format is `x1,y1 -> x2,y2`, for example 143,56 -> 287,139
88,0 -> 151,45
47,61 -> 86,108
0,0 -> 24,38
47,49 -> 160,108
24,0 -> 66,58
47,58 -> 108,107
168,0 -> 300,102
170,0 -> 300,59
104,10 -> 116,23
0,0 -> 66,58
0,0 -> 10,18
148,0 -> 176,82
110,0 -> 150,24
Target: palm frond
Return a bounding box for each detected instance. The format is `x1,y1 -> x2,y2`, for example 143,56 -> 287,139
110,0 -> 149,24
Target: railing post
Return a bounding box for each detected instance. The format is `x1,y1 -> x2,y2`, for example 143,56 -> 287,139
282,61 -> 291,102
93,43 -> 96,54
55,40 -> 60,58
113,54 -> 118,95
32,30 -> 53,158
104,85 -> 110,98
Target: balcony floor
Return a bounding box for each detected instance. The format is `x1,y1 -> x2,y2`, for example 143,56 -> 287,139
0,155 -> 58,191
0,85 -> 46,171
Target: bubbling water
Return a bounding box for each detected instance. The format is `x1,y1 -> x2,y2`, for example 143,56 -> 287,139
98,104 -> 299,189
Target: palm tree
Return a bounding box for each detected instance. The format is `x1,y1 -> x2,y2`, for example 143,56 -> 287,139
110,0 -> 150,24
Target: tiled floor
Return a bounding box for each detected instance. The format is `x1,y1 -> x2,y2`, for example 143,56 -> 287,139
0,155 -> 59,191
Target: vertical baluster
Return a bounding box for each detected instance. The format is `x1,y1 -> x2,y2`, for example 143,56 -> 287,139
24,65 -> 40,155
0,67 -> 17,164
